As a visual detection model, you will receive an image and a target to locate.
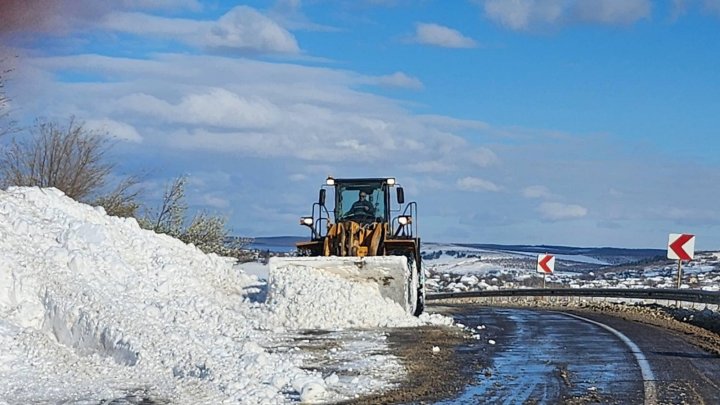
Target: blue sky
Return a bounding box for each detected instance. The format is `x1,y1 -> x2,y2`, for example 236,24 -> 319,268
2,0 -> 720,249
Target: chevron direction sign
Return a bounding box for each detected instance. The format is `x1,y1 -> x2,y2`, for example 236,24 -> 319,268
667,233 -> 695,261
536,254 -> 555,274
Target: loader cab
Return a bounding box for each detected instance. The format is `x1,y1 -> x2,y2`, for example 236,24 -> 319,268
299,176 -> 417,245
334,180 -> 388,224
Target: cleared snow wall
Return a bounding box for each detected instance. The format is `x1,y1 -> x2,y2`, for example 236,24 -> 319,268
42,291 -> 138,366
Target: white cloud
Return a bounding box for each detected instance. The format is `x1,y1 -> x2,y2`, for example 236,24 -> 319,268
84,119 -> 143,143
119,0 -> 202,10
457,176 -> 500,192
482,0 -> 563,30
101,12 -> 206,38
116,89 -> 281,129
671,0 -> 720,19
206,6 -> 300,53
269,0 -> 339,31
370,72 -> 424,90
466,147 -> 499,167
16,52 -> 494,165
480,0 -> 651,31
406,160 -> 455,173
647,205 -> 720,223
200,194 -> 230,209
574,0 -> 652,24
4,2 -> 299,55
537,202 -> 588,220
413,23 -> 477,48
522,185 -> 553,199
704,0 -> 720,14
0,0 -> 201,36
102,6 -> 300,54
416,115 -> 491,131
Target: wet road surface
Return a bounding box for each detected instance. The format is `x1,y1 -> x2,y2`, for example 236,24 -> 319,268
431,304 -> 720,404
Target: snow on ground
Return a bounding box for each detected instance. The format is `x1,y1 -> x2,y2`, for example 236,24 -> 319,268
422,242 -> 610,266
0,187 -> 451,404
421,242 -> 720,293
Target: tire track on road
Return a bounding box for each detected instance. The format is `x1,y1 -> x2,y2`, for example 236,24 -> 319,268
562,312 -> 657,405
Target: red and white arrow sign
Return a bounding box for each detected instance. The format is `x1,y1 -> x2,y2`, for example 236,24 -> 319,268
537,254 -> 555,274
667,233 -> 695,261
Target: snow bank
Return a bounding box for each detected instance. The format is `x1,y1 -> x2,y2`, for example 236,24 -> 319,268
0,187 -> 449,404
0,187 -> 315,403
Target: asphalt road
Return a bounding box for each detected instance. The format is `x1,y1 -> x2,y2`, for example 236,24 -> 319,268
431,304 -> 720,405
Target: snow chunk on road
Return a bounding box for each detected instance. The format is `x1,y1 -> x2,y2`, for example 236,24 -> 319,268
267,259 -> 424,329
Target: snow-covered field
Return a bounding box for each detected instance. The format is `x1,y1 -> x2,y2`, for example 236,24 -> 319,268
0,187 -> 451,404
421,242 -> 720,293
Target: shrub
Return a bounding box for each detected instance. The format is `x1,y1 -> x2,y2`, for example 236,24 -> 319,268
141,175 -> 252,259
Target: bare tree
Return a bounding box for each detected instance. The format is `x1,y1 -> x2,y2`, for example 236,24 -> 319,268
0,61 -> 17,137
145,175 -> 187,237
0,117 -> 113,199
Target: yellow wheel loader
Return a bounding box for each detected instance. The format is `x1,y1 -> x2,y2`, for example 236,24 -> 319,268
268,176 -> 425,316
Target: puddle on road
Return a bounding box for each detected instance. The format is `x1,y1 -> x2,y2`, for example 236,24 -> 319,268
434,307 -> 644,404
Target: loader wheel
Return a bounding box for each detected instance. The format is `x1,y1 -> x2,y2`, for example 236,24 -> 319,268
414,287 -> 425,316
407,259 -> 419,316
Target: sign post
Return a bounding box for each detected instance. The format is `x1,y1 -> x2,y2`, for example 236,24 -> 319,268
536,254 -> 555,288
667,233 -> 695,288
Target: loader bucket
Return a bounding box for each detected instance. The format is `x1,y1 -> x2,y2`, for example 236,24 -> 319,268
267,256 -> 417,314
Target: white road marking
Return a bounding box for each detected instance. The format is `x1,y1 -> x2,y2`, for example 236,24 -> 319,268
563,312 -> 657,405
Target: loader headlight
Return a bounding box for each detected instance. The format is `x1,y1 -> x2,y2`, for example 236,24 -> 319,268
325,176 -> 335,186
300,216 -> 314,226
386,178 -> 396,186
398,215 -> 412,225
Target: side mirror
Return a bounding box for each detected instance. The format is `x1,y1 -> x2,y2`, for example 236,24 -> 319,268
319,189 -> 326,206
397,187 -> 405,204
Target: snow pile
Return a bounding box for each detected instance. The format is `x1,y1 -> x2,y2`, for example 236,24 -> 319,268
0,187 -> 448,404
0,187 -> 317,403
268,263 -> 418,329
266,261 -> 450,329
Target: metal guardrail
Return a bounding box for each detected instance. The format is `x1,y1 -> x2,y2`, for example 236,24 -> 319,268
426,288 -> 720,305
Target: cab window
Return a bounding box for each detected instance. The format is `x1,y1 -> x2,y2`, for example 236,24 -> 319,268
335,184 -> 386,221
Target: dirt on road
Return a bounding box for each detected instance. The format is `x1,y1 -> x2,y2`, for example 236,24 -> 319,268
339,324 -> 488,405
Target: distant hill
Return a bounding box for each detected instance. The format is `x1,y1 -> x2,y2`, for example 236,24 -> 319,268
455,243 -> 666,265
246,236 -> 306,253
240,238 -> 667,265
